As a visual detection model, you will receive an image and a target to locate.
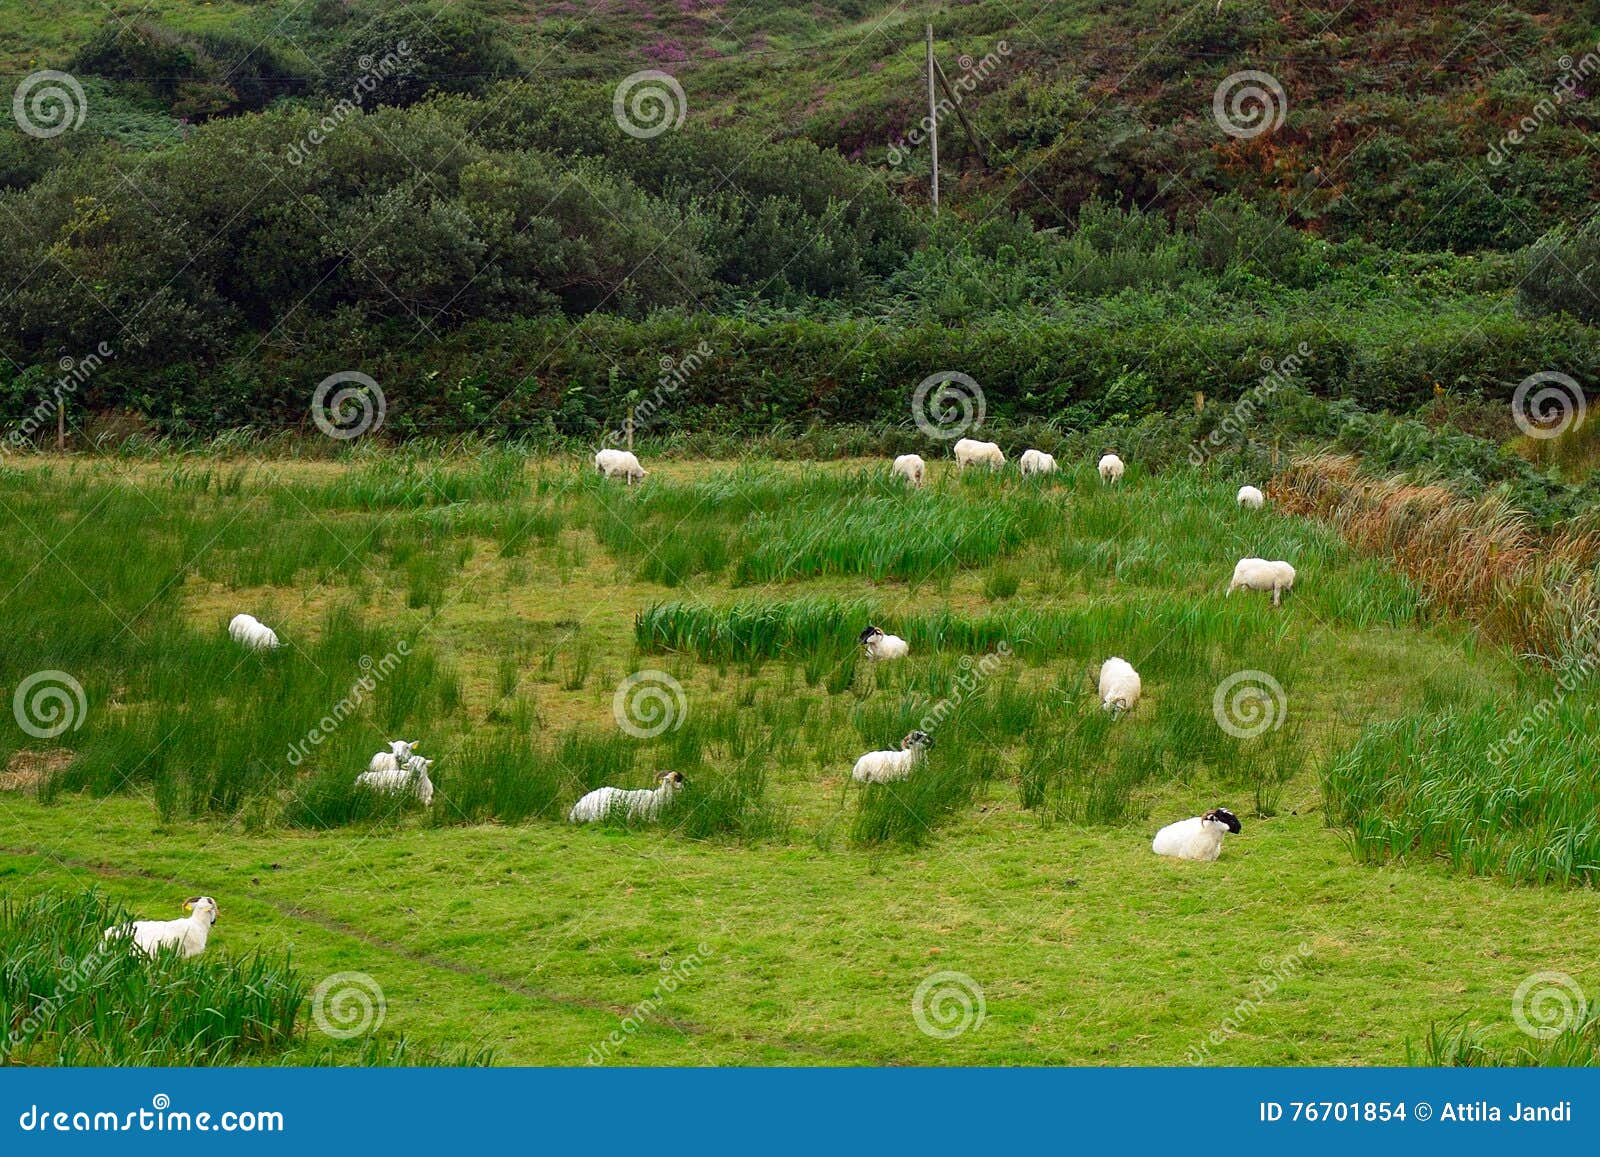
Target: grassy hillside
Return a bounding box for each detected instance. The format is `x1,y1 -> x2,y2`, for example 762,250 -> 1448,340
2,453 -> 1598,1064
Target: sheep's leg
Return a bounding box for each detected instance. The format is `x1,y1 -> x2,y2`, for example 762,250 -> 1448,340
1272,586 -> 1282,607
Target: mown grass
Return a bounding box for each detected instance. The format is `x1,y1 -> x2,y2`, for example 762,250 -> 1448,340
0,452 -> 1594,1066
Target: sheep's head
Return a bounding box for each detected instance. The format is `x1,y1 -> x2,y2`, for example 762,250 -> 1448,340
390,739 -> 416,759
183,896 -> 220,924
1203,807 -> 1242,834
859,625 -> 884,644
902,730 -> 933,751
1105,696 -> 1130,716
658,770 -> 686,790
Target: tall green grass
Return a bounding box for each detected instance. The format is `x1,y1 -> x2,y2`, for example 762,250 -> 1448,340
1,891 -> 303,1065
1324,694 -> 1600,886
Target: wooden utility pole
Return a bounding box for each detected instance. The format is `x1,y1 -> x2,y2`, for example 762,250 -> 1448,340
626,407 -> 634,452
926,23 -> 939,215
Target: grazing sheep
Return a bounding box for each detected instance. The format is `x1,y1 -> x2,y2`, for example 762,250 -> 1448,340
851,730 -> 933,784
104,896 -> 219,959
367,739 -> 419,773
357,755 -> 434,806
1228,557 -> 1297,606
1152,808 -> 1242,862
1097,453 -> 1125,484
1019,449 -> 1058,476
892,454 -> 926,487
859,624 -> 910,661
953,438 -> 1005,470
1237,485 -> 1265,509
1098,656 -> 1141,715
227,613 -> 279,651
594,448 -> 648,485
569,770 -> 686,823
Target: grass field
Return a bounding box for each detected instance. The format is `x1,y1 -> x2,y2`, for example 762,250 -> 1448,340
2,451 -> 1597,1066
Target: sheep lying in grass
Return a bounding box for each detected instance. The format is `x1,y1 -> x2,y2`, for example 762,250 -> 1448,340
1019,449 -> 1058,476
1228,557 -> 1297,606
228,613 -> 279,651
1237,485 -> 1265,509
594,448 -> 648,485
851,730 -> 932,784
1097,453 -> 1125,484
357,755 -> 435,806
569,770 -> 686,823
1098,657 -> 1141,716
859,624 -> 909,661
104,896 -> 219,959
953,438 -> 1004,470
367,739 -> 419,773
1152,808 -> 1242,862
892,454 -> 926,487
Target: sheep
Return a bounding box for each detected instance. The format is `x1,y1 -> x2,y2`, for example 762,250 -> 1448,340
892,454 -> 926,487
1237,485 -> 1266,509
1019,449 -> 1058,476
859,624 -> 910,661
1227,557 -> 1297,606
1097,453 -> 1125,484
227,613 -> 279,651
1098,656 -> 1141,715
357,755 -> 435,806
851,730 -> 933,784
953,438 -> 1005,470
367,739 -> 419,773
569,770 -> 685,823
594,448 -> 648,485
104,896 -> 219,959
1152,807 -> 1242,862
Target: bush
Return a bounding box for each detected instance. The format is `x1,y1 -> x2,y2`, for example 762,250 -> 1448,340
1521,210 -> 1600,325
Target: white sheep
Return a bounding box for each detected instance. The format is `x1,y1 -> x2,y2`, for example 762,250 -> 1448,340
227,613 -> 279,651
104,896 -> 219,959
1152,808 -> 1242,862
357,755 -> 435,806
1228,557 -> 1297,606
569,770 -> 685,823
594,448 -> 648,485
1097,453 -> 1125,484
1098,656 -> 1141,715
1019,449 -> 1058,476
953,438 -> 1004,470
891,454 -> 926,487
367,739 -> 418,773
851,730 -> 933,784
859,624 -> 910,661
1237,485 -> 1265,509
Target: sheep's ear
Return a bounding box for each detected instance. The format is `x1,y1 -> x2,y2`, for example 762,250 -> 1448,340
182,898 -> 198,910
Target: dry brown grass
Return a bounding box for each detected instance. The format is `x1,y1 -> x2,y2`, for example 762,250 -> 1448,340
1272,454 -> 1600,664
2,748 -> 75,792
